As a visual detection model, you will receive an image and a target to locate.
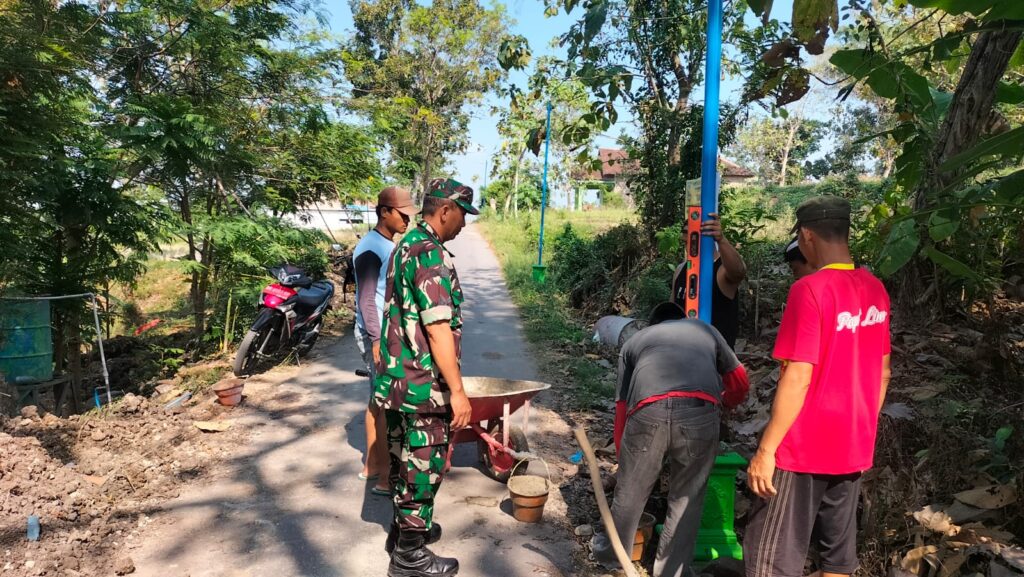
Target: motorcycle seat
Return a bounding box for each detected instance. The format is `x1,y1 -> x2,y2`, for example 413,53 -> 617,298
296,281 -> 334,308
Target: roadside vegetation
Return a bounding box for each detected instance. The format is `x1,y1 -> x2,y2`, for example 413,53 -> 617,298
481,174 -> 1024,575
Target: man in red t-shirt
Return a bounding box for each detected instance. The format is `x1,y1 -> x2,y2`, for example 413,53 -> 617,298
744,196 -> 892,577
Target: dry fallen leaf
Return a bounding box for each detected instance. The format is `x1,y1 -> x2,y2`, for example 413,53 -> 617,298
902,545 -> 939,575
954,485 -> 1017,510
193,420 -> 232,433
732,416 -> 769,437
907,383 -> 948,401
945,500 -> 989,524
913,505 -> 958,536
999,546 -> 1024,572
961,524 -> 1017,544
882,402 -> 914,420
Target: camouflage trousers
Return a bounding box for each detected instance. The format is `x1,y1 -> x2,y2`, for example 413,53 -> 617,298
385,410 -> 451,533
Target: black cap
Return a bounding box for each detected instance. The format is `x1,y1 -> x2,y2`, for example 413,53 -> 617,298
648,302 -> 686,326
790,195 -> 851,233
784,238 -> 806,263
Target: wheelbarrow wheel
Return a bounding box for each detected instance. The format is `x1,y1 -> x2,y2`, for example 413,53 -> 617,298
478,424 -> 528,482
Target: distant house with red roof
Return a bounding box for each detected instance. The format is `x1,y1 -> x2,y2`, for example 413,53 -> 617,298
581,148 -> 755,184
571,147 -> 754,208
569,146 -> 753,210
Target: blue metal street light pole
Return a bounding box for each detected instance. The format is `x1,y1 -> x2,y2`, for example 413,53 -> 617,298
698,0 -> 723,323
535,102 -> 553,280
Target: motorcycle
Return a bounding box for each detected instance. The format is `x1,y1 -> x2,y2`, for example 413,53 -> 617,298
232,263 -> 334,376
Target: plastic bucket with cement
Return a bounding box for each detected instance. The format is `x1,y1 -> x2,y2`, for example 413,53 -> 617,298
507,459 -> 551,523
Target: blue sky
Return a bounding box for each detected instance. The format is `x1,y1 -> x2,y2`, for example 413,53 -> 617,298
325,0 -> 798,188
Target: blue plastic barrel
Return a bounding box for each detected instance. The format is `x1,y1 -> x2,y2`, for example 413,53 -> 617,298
0,300 -> 53,383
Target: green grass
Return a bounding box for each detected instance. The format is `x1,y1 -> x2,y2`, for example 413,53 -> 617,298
109,260 -> 191,336
478,208 -> 629,410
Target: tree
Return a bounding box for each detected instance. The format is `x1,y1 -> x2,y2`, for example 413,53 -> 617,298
343,0 -> 512,193
1,0 -> 164,412
732,111 -> 826,186
0,0 -> 106,268
742,0 -> 1024,313
259,118 -> 382,215
105,0 -> 376,335
491,70 -> 594,218
804,103 -> 896,179
500,0 -> 754,230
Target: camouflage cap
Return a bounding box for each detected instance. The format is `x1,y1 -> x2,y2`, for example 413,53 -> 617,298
791,195 -> 851,233
427,178 -> 479,215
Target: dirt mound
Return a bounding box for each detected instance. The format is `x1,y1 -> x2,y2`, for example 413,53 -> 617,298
0,392 -> 240,577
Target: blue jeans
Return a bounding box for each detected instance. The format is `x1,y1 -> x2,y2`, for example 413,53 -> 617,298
592,398 -> 720,577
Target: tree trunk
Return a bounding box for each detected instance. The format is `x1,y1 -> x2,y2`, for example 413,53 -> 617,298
420,154 -> 432,199
180,189 -> 206,337
65,311 -> 82,416
196,233 -> 212,336
667,122 -> 682,167
900,27 -> 1022,316
503,192 -> 513,217
104,280 -> 112,338
52,310 -> 65,378
914,27 -> 1023,210
779,118 -> 800,187
511,146 -> 526,220
881,149 -> 894,179
420,126 -> 435,196
666,99 -> 688,167
193,193 -> 219,338
512,172 -> 520,219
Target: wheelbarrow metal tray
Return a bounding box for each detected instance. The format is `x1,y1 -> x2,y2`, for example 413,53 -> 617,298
462,376 -> 550,422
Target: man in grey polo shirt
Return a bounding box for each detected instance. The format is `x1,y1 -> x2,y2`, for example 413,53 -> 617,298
592,302 -> 750,577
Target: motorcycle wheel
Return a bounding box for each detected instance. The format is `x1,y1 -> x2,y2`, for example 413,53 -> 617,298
234,328 -> 271,376
296,316 -> 325,357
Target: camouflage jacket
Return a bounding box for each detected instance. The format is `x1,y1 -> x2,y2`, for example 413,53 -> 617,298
374,221 -> 464,413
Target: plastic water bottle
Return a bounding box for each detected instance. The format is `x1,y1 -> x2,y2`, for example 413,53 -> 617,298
27,515 -> 40,541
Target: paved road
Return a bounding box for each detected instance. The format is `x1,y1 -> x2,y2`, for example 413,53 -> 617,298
130,224 -> 576,577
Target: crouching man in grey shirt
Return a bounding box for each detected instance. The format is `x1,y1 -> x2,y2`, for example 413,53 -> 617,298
592,301 -> 749,577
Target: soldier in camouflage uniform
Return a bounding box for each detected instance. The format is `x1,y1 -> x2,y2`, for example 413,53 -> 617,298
374,178 -> 477,577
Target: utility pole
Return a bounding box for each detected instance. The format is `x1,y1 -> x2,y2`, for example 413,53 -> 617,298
533,102 -> 553,284
697,0 -> 723,323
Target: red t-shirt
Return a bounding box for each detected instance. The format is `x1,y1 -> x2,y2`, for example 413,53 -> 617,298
773,267 -> 891,475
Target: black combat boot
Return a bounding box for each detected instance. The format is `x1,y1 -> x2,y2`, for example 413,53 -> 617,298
387,531 -> 458,577
386,522 -> 442,555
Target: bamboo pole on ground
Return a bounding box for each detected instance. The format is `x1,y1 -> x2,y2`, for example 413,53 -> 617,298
573,427 -> 639,577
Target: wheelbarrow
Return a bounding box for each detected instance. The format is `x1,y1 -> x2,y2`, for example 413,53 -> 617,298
448,376 -> 551,482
